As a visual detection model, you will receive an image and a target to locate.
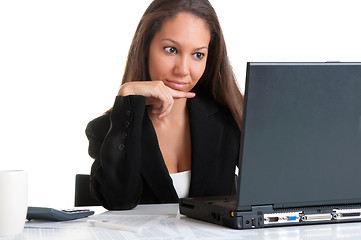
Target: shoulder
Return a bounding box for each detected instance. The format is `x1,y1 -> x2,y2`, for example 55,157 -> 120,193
189,90 -> 239,131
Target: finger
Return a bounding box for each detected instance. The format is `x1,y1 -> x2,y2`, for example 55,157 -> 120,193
158,97 -> 174,119
156,86 -> 174,117
150,108 -> 162,115
148,101 -> 169,118
146,97 -> 163,109
146,90 -> 173,119
167,88 -> 196,99
158,104 -> 173,119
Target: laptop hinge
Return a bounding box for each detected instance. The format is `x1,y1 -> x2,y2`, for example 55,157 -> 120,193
232,205 -> 274,217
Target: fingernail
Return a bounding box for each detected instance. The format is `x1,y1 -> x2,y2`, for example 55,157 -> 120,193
158,113 -> 165,119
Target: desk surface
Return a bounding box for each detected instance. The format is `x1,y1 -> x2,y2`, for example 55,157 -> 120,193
3,204 -> 361,240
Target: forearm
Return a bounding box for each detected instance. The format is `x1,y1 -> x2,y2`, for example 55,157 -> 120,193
88,95 -> 147,210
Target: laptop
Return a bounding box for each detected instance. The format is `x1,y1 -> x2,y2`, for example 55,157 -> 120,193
180,62 -> 361,229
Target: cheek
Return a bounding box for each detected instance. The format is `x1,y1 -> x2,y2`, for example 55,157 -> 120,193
148,52 -> 173,81
190,62 -> 207,84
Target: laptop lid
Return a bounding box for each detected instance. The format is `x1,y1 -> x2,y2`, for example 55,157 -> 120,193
237,62 -> 361,211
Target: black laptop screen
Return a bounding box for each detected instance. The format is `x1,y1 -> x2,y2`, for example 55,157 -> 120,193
237,63 -> 361,211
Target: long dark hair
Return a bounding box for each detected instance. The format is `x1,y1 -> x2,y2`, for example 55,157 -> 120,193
121,0 -> 244,129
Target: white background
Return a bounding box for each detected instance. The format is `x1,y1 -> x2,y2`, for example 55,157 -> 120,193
1,0 -> 360,208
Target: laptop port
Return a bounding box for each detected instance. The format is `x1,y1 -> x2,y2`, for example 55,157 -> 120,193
267,217 -> 279,223
180,200 -> 194,209
333,209 -> 361,220
300,213 -> 332,222
252,218 -> 256,228
264,212 -> 301,225
211,212 -> 221,221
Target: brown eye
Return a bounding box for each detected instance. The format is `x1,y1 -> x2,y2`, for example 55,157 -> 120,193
164,46 -> 178,54
192,52 -> 204,60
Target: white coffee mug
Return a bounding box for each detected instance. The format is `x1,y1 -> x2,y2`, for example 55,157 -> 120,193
0,170 -> 28,237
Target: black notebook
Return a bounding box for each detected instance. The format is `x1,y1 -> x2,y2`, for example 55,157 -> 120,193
180,62 -> 361,229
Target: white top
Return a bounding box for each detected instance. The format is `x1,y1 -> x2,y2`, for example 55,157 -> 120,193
170,170 -> 191,198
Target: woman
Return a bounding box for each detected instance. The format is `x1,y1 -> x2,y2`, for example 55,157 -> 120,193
86,0 -> 244,210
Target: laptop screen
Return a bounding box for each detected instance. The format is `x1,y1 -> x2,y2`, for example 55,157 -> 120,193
237,63 -> 361,211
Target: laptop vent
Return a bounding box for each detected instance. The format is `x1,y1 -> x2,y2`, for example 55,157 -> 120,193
276,204 -> 361,212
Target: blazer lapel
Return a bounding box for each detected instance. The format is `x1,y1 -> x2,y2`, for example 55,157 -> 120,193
139,91 -> 225,200
187,92 -> 224,197
140,113 -> 178,202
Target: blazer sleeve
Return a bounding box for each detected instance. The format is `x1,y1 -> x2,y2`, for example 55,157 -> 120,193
85,95 -> 147,210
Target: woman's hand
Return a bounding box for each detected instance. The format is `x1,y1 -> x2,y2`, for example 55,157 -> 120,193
118,81 -> 195,119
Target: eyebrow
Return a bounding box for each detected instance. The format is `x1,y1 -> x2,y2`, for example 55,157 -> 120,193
161,38 -> 208,51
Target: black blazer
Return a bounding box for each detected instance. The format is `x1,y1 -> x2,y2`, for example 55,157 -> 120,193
86,90 -> 240,210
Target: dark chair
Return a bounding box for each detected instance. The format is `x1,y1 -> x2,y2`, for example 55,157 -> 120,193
74,174 -> 101,207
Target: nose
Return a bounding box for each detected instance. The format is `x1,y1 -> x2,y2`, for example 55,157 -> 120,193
174,55 -> 190,77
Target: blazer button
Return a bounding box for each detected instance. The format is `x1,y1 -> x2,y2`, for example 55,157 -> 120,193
119,144 -> 125,151
122,132 -> 128,139
125,109 -> 131,117
125,121 -> 131,128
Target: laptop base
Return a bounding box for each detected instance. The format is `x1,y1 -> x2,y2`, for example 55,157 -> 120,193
180,196 -> 361,229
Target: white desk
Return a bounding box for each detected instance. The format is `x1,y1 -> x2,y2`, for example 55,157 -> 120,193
2,204 -> 361,240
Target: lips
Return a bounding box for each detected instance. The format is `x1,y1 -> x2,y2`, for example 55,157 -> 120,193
165,80 -> 189,91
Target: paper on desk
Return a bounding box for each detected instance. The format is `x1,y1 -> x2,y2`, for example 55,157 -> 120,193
160,215 -> 258,239
26,211 -> 257,239
90,211 -> 169,227
89,212 -> 183,238
92,213 -> 257,239
25,219 -> 88,229
25,214 -> 167,230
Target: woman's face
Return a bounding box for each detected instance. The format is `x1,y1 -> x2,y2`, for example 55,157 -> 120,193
148,12 -> 211,92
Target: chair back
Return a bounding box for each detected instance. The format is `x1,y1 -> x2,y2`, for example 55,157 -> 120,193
75,174 -> 101,206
